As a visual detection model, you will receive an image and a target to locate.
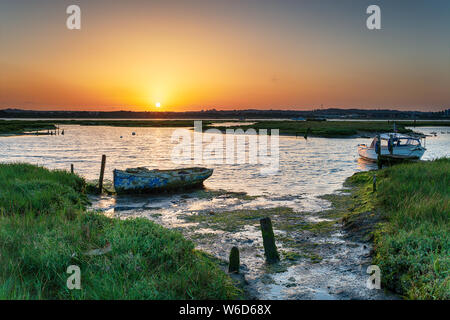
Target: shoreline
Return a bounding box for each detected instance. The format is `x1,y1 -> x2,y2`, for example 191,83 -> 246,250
2,119 -> 449,138
336,159 -> 449,299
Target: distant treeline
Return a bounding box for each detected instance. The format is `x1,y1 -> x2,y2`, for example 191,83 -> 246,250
1,108 -> 449,120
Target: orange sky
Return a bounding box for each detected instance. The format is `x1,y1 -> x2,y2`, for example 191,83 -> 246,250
0,1 -> 449,112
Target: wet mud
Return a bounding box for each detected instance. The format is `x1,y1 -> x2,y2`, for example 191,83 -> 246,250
91,187 -> 398,300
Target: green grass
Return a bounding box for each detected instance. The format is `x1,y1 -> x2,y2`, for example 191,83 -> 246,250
0,120 -> 56,134
345,158 -> 449,299
0,164 -> 240,299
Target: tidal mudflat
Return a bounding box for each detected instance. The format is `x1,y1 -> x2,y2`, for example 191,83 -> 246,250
1,125 -> 449,299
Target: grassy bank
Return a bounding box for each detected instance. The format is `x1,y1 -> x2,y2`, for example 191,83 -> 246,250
51,120 -> 205,127
0,120 -> 56,135
343,158 -> 449,299
0,163 -> 240,299
207,120 -> 450,137
208,120 -> 415,137
1,119 -> 448,138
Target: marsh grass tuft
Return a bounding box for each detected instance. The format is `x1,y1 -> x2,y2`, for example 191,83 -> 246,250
0,163 -> 240,299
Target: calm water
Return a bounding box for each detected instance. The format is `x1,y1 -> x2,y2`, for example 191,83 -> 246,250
2,124 -> 376,212
1,125 -> 449,299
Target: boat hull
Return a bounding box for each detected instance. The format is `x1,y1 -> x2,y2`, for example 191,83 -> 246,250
358,145 -> 425,162
113,167 -> 213,193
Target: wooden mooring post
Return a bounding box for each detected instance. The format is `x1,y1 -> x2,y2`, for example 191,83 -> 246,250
228,247 -> 240,273
304,127 -> 310,140
98,155 -> 106,194
260,217 -> 280,263
70,164 -> 74,174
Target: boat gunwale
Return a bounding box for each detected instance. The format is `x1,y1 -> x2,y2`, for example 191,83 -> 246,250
114,167 -> 213,176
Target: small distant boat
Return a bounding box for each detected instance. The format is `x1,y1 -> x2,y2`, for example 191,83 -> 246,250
113,167 -> 213,193
358,133 -> 426,162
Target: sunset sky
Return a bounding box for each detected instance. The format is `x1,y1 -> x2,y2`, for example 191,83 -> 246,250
0,0 -> 449,112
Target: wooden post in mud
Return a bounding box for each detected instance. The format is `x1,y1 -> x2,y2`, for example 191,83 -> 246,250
373,174 -> 376,192
98,155 -> 106,194
228,246 -> 240,273
260,217 -> 280,264
70,164 -> 74,174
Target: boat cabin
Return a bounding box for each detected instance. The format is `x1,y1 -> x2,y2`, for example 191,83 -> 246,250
370,134 -> 422,148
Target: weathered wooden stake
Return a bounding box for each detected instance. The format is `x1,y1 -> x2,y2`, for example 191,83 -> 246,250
304,127 -> 310,140
260,217 -> 280,263
373,174 -> 376,192
228,246 -> 240,273
98,155 -> 106,194
70,164 -> 74,174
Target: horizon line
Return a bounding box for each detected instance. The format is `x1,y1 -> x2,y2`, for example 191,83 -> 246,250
1,107 -> 448,113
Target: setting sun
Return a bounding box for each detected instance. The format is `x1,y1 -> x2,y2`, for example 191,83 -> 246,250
155,102 -> 161,108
